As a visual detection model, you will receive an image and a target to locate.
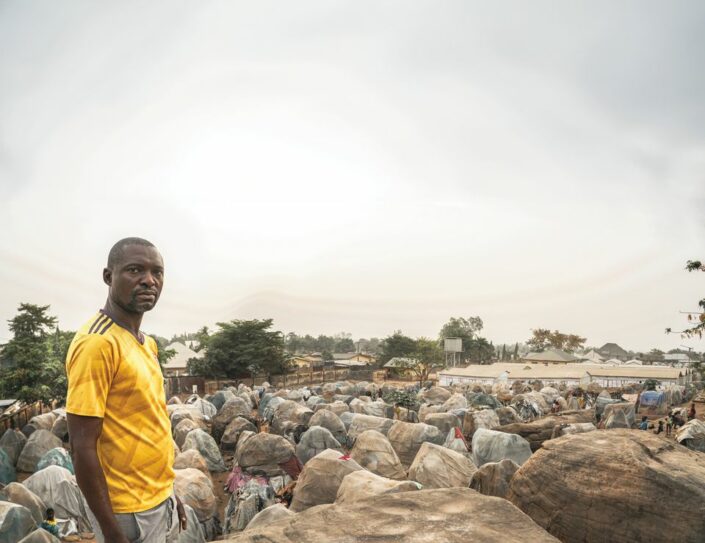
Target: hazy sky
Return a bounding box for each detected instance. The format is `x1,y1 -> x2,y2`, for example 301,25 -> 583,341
1,1 -> 703,352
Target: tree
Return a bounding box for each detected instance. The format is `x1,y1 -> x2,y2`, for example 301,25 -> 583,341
527,328 -> 586,352
377,331 -> 417,367
396,338 -> 444,385
667,260 -> 705,339
187,319 -> 287,379
439,316 -> 483,348
0,304 -> 71,404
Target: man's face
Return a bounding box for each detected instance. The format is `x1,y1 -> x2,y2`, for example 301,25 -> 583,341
104,244 -> 164,314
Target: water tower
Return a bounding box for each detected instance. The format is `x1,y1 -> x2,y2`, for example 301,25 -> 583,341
444,337 -> 462,367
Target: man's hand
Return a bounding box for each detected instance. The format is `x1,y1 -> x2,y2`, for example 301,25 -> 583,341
175,495 -> 187,531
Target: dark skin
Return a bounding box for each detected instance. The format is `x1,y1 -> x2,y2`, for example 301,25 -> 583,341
68,244 -> 186,543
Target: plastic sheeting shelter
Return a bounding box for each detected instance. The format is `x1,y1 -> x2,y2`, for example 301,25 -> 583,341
638,391 -> 667,416
471,428 -> 532,468
676,419 -> 705,452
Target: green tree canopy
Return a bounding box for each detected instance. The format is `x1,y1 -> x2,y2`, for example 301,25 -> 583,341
0,304 -> 72,404
527,328 -> 586,352
187,319 -> 287,379
377,331 -> 417,366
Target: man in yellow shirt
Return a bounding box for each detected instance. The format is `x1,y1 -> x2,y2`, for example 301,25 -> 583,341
66,238 -> 186,543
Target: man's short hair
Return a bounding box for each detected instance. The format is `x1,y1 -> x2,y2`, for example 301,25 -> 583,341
107,237 -> 156,269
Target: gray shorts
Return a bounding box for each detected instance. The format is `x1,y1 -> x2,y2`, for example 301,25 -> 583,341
87,494 -> 179,543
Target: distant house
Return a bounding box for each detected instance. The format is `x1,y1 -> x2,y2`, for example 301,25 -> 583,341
332,352 -> 375,367
597,343 -> 630,361
522,349 -> 579,365
383,357 -> 417,378
162,342 -> 203,377
581,349 -> 604,362
664,353 -> 692,367
290,353 -> 325,369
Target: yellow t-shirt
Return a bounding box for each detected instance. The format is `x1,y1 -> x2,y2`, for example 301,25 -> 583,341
65,311 -> 174,513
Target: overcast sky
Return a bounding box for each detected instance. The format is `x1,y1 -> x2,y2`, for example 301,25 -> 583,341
1,1 -> 703,352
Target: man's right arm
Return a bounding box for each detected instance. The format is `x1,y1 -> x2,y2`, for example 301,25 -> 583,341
68,413 -> 129,543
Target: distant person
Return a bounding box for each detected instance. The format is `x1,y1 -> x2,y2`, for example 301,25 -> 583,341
665,415 -> 673,436
655,420 -> 664,435
41,508 -> 59,537
688,403 -> 696,421
639,416 -> 649,430
66,238 -> 186,543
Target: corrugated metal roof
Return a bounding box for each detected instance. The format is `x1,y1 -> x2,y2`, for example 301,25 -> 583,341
439,362 -> 685,381
523,349 -> 579,363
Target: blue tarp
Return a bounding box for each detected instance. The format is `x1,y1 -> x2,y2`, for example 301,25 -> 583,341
639,391 -> 665,408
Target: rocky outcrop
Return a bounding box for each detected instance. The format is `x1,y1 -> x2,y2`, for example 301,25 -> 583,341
508,430 -> 705,543
226,488 -> 559,542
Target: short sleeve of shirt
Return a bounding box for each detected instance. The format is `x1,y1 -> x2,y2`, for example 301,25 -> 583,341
66,335 -> 117,418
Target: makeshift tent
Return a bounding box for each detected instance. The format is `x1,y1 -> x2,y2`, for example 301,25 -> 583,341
24,466 -> 92,533
0,502 -> 35,543
638,391 -> 667,416
471,428 -> 532,467
676,419 -> 705,452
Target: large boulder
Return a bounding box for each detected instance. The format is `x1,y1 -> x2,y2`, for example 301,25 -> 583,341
470,459 -> 520,499
226,488 -> 560,542
173,418 -> 201,449
174,449 -> 210,476
182,429 -> 227,472
289,449 -> 363,512
347,414 -> 397,442
220,417 -> 257,451
387,421 -> 444,468
308,410 -> 348,447
335,470 -> 419,504
408,442 -> 477,489
0,483 -> 45,524
497,411 -> 595,452
271,401 -> 313,438
235,433 -> 295,476
16,430 -> 61,473
0,430 -> 27,466
508,429 -> 705,543
0,502 -> 35,543
424,413 -> 462,436
471,428 -> 532,468
212,398 -> 253,442
349,430 -> 406,480
462,409 -> 500,440
174,468 -> 217,523
245,504 -> 294,531
295,426 -> 342,465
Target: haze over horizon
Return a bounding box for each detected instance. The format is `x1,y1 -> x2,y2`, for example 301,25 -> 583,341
1,2 -> 703,353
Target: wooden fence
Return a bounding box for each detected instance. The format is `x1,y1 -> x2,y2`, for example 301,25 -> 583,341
0,401 -> 54,437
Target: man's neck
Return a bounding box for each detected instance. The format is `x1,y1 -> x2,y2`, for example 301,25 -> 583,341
102,299 -> 143,340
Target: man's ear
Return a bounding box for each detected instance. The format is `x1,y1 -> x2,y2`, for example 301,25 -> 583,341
103,267 -> 112,287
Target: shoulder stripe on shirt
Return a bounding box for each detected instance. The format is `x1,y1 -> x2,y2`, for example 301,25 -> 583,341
88,314 -> 109,334
99,320 -> 114,335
